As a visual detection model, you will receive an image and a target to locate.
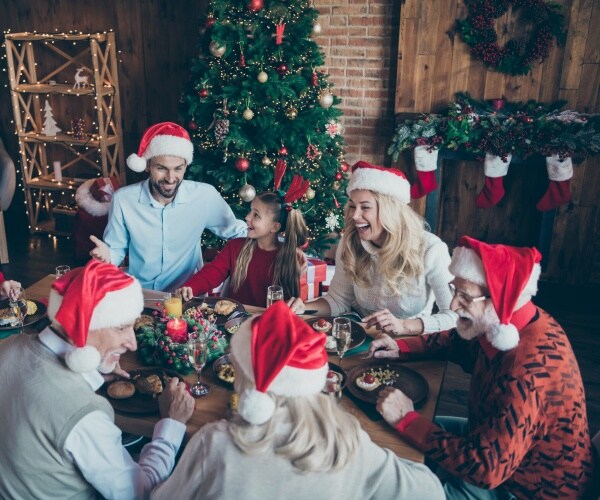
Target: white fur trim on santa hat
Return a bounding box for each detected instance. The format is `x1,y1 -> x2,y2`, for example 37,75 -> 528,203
75,179 -> 110,217
414,146 -> 439,172
65,345 -> 102,373
545,155 -> 573,182
237,389 -> 277,425
486,323 -> 520,351
231,320 -> 329,398
346,168 -> 411,204
127,135 -> 194,173
48,278 -> 143,332
484,153 -> 512,178
449,246 -> 487,288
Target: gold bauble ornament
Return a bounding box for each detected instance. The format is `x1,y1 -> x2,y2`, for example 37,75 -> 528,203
257,71 -> 268,83
332,181 -> 341,190
209,41 -> 226,57
285,107 -> 298,119
239,183 -> 257,202
261,156 -> 272,166
319,92 -> 333,108
312,22 -> 322,35
305,187 -> 315,200
243,108 -> 254,120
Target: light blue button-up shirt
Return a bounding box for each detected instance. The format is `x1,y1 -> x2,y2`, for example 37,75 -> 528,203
103,179 -> 247,291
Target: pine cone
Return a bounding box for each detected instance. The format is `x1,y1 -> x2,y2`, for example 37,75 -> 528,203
214,119 -> 230,143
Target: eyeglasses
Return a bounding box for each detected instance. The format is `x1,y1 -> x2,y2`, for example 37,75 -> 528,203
448,283 -> 489,304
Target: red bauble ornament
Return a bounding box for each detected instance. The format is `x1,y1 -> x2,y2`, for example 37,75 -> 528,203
205,16 -> 216,28
277,63 -> 288,75
198,88 -> 208,98
491,98 -> 505,111
248,0 -> 264,12
340,161 -> 349,172
188,120 -> 197,130
335,172 -> 343,181
278,146 -> 288,155
235,157 -> 250,172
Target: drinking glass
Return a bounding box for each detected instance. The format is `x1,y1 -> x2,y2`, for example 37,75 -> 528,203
163,294 -> 183,318
266,285 -> 284,308
186,337 -> 210,397
9,287 -> 28,333
332,317 -> 352,368
55,265 -> 71,278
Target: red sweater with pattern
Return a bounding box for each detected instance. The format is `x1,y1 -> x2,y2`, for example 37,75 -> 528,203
183,238 -> 276,307
395,304 -> 593,498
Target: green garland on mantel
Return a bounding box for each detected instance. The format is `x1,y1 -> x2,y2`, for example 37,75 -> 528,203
388,93 -> 600,163
456,0 -> 567,76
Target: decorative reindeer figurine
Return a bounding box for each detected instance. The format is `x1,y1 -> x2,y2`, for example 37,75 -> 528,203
73,68 -> 89,89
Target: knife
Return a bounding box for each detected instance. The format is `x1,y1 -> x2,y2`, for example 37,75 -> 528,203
302,309 -> 319,315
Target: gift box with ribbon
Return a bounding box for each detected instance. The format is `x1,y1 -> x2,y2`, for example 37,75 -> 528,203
300,258 -> 327,301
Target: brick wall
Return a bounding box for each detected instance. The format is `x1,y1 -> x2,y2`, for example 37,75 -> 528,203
313,0 -> 399,166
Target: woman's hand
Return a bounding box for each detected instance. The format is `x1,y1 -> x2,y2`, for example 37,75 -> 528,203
1,279 -> 22,300
362,309 -> 423,336
287,297 -> 307,315
177,286 -> 193,301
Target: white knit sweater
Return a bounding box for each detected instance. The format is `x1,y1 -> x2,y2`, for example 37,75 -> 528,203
323,232 -> 457,333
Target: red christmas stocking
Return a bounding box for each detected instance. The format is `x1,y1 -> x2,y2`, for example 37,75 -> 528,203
536,156 -> 573,211
410,146 -> 439,199
475,153 -> 511,209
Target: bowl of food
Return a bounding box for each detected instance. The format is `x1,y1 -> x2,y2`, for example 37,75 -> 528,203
223,316 -> 247,335
213,354 -> 235,387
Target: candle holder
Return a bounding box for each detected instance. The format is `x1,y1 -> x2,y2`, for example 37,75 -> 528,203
164,295 -> 183,318
166,317 -> 188,343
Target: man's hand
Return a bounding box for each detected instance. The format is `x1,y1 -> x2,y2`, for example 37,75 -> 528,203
376,387 -> 414,427
1,279 -> 22,301
159,377 -> 195,424
89,235 -> 111,263
366,333 -> 400,359
176,287 -> 193,301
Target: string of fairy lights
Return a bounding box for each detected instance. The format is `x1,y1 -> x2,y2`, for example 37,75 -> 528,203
1,29 -> 124,237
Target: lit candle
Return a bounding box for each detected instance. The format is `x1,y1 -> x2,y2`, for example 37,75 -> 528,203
164,296 -> 183,318
166,318 -> 188,343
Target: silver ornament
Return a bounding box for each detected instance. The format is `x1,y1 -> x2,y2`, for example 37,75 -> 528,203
261,156 -> 272,166
209,41 -> 226,58
312,22 -> 322,35
257,71 -> 268,83
239,184 -> 257,202
243,108 -> 254,120
319,92 -> 333,108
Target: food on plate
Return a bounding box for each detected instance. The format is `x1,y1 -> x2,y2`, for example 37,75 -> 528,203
324,335 -> 336,350
355,372 -> 381,391
226,323 -> 241,334
217,362 -> 235,384
230,393 -> 239,411
26,300 -> 38,316
214,300 -> 237,316
313,318 -> 332,332
133,373 -> 164,396
326,370 -> 341,384
107,381 -> 136,399
134,314 -> 155,330
0,308 -> 19,327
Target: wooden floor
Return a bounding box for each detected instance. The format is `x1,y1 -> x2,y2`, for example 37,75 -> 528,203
2,224 -> 599,435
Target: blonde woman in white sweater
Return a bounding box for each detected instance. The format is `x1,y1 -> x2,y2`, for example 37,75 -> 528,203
289,161 -> 456,335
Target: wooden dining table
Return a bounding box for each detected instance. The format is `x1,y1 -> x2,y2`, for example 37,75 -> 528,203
23,274 -> 447,464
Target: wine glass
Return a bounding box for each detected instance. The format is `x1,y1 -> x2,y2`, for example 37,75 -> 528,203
55,265 -> 71,278
332,317 -> 352,368
266,285 -> 284,307
9,287 -> 28,333
186,337 -> 210,397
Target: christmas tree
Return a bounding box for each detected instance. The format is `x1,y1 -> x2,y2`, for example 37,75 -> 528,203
42,99 -> 61,136
180,0 -> 348,255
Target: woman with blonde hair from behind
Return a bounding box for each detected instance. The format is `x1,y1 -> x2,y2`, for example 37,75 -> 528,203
151,302 -> 444,500
288,161 -> 456,336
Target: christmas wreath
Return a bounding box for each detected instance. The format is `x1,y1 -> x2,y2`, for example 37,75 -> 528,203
456,0 -> 566,76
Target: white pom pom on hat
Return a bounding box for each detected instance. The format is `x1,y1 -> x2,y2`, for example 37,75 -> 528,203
230,301 -> 328,424
127,122 -> 194,172
48,260 -> 143,372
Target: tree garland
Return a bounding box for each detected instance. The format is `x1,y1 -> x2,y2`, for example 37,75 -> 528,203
456,0 -> 566,76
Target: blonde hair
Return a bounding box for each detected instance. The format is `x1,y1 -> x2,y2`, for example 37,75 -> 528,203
231,192 -> 307,298
228,358 -> 361,473
340,191 -> 425,295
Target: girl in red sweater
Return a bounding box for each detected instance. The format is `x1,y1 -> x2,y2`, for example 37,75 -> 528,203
176,178 -> 309,307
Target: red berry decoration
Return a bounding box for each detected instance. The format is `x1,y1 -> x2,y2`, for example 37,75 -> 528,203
335,172 -> 343,181
277,63 -> 288,75
340,161 -> 349,172
363,373 -> 376,384
205,16 -> 216,28
278,146 -> 288,155
235,157 -> 250,172
198,88 -> 208,98
188,120 -> 197,130
248,0 -> 264,12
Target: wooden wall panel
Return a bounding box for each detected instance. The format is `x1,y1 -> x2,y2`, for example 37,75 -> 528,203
395,0 -> 600,284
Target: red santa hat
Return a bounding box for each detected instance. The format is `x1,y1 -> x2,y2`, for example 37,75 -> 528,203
230,301 -> 328,425
449,236 -> 542,351
126,122 -> 194,172
346,161 -> 411,204
47,260 -> 143,372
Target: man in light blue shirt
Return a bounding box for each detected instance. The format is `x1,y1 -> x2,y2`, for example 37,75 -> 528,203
90,122 -> 246,291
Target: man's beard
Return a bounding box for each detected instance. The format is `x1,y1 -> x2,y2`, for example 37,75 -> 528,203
455,302 -> 500,341
150,178 -> 182,199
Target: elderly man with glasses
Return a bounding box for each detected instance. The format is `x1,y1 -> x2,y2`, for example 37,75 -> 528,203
367,236 -> 594,499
